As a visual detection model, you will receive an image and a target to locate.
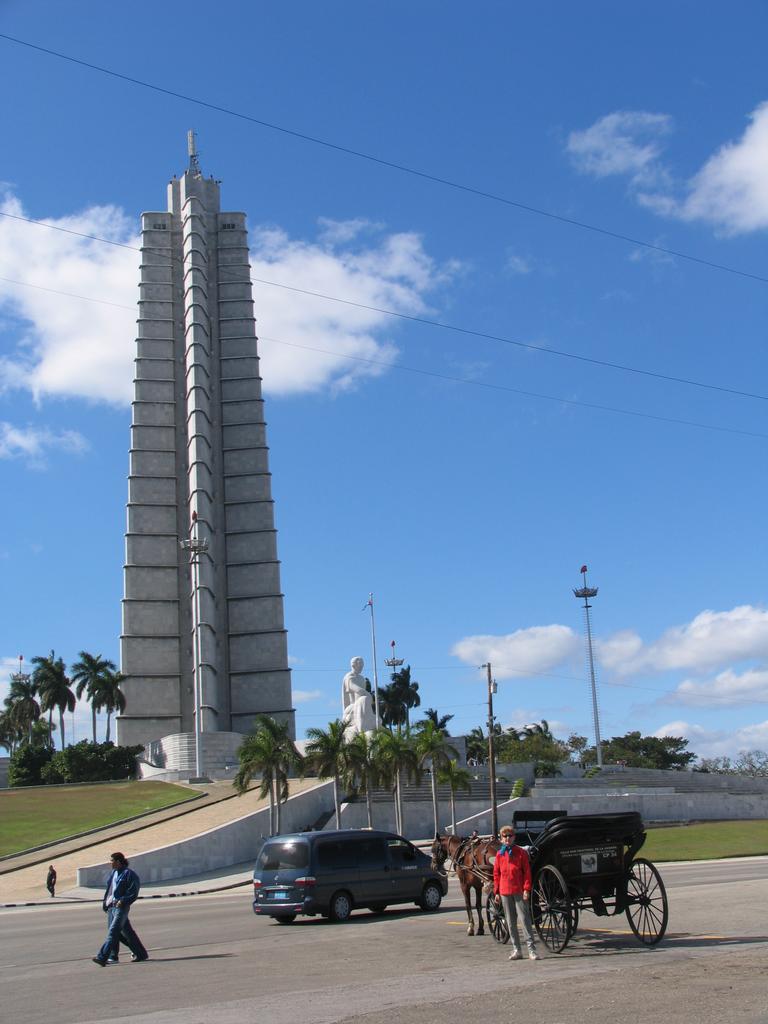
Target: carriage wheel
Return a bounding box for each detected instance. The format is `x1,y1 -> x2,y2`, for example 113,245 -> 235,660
532,864 -> 572,953
569,902 -> 579,937
625,857 -> 668,946
485,893 -> 510,944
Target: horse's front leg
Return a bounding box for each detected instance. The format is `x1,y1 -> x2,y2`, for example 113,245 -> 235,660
462,883 -> 475,936
475,884 -> 487,937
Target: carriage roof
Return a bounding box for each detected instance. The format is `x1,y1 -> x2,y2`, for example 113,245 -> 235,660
529,811 -> 645,855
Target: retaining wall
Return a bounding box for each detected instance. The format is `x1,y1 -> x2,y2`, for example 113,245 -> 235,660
453,791 -> 768,834
77,779 -> 335,887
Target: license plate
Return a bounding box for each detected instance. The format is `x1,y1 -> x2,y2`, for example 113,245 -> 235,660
273,891 -> 289,900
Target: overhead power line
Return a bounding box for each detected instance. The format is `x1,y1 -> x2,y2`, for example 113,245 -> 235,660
258,336 -> 768,440
1,32 -> 767,288
2,209 -> 767,405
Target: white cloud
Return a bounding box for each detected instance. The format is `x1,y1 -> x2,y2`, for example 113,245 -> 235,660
566,111 -> 673,185
0,421 -> 88,465
0,194 -> 138,404
640,101 -> 768,233
654,718 -> 768,760
451,625 -> 580,680
0,194 -> 451,405
506,252 -> 532,275
598,605 -> 768,677
251,224 -> 449,394
317,217 -> 383,245
665,666 -> 768,708
568,103 -> 768,235
293,689 -> 324,704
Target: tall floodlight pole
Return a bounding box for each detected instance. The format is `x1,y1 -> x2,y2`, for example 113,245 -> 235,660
181,512 -> 209,780
481,662 -> 499,838
364,594 -> 381,729
384,639 -> 405,725
10,656 -> 32,744
573,565 -> 603,768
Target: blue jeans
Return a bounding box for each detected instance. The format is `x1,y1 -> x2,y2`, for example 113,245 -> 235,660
97,906 -> 147,961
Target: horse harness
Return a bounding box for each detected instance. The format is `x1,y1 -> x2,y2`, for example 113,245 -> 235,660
451,837 -> 494,889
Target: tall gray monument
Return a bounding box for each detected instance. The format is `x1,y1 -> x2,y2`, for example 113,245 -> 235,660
117,136 -> 294,773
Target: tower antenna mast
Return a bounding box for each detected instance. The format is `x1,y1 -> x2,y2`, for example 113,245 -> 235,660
187,129 -> 202,175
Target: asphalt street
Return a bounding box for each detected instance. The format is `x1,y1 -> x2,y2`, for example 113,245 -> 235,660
1,858 -> 766,1024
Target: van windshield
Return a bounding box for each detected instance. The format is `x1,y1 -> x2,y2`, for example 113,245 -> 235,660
257,841 -> 310,871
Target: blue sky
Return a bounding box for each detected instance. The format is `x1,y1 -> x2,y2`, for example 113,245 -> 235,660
1,2 -> 767,759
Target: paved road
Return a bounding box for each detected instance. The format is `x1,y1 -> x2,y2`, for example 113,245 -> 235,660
1,859 -> 766,1024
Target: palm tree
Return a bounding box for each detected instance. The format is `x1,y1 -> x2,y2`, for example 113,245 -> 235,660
305,720 -> 349,829
0,709 -> 22,754
233,715 -> 303,834
32,651 -> 75,749
94,669 -> 127,743
71,651 -> 117,743
419,707 -> 454,736
390,665 -> 421,728
29,719 -> 55,748
414,721 -> 458,835
377,682 -> 407,729
466,726 -> 484,763
374,728 -> 419,835
345,730 -> 380,829
519,719 -> 553,740
5,675 -> 41,744
437,760 -> 473,836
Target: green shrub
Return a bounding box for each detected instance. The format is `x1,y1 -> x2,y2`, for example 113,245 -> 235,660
510,778 -> 525,798
39,741 -> 144,784
8,744 -> 54,787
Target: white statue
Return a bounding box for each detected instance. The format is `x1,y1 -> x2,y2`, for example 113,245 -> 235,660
341,656 -> 376,737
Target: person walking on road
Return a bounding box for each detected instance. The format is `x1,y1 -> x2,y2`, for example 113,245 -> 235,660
92,852 -> 149,966
493,825 -> 539,961
46,865 -> 57,898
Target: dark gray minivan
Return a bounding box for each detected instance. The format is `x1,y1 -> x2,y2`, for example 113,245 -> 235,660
252,829 -> 448,923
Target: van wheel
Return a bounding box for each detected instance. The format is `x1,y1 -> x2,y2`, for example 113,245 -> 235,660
274,914 -> 296,924
419,882 -> 443,912
329,891 -> 353,922
368,904 -> 387,915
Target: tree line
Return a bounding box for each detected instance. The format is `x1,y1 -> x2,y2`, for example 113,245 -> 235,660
1,651 -> 126,754
234,711 -> 474,838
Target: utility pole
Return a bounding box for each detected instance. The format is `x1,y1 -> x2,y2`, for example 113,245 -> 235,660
573,564 -> 603,769
481,662 -> 499,838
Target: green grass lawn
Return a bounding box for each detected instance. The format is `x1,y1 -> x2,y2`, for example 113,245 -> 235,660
643,819 -> 768,861
0,781 -> 198,857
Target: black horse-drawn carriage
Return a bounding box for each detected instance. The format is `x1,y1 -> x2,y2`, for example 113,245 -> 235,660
486,810 -> 668,953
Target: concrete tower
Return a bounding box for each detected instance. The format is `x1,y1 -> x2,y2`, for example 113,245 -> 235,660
117,138 -> 294,773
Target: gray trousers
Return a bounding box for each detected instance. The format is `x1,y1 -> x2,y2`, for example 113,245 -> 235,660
500,894 -> 536,951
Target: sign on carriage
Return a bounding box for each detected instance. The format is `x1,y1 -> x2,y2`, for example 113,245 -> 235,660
559,844 -> 622,875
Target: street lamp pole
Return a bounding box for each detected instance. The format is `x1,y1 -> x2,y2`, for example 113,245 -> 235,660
181,513 -> 209,780
481,662 -> 499,838
573,564 -> 603,769
384,639 -> 404,727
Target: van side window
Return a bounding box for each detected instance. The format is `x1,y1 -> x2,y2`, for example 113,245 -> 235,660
387,839 -> 417,865
356,839 -> 387,868
316,840 -> 356,870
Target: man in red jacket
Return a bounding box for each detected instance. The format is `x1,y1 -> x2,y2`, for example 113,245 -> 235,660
493,825 -> 539,960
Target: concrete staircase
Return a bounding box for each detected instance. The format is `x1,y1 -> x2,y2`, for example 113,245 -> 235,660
532,766 -> 768,797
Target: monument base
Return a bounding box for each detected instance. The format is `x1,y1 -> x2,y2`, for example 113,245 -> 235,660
138,731 -> 246,779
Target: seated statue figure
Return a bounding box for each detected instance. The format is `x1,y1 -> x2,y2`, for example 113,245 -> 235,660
341,656 -> 376,737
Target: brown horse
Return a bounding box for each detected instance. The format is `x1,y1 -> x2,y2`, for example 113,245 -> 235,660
431,834 -> 500,936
